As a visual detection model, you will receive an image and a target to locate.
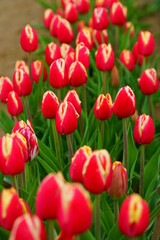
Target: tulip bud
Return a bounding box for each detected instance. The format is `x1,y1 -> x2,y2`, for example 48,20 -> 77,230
118,193 -> 150,237
132,42 -> 145,66
65,52 -> 75,82
45,42 -> 61,66
133,114 -> 154,144
70,146 -> 92,182
64,3 -> 78,23
42,91 -> 60,119
57,183 -> 92,235
60,43 -> 74,59
113,86 -> 136,118
63,90 -> 81,115
0,133 -> 28,175
56,101 -> 79,134
49,58 -> 67,88
43,8 -> 54,29
15,60 -> 29,75
56,8 -> 64,17
9,214 -> 46,240
12,120 -> 38,161
20,24 -> 38,52
76,0 -> 90,14
119,50 -> 135,71
94,93 -> 113,120
31,60 -> 47,83
95,0 -> 107,8
92,7 -> 109,30
131,109 -> 138,123
68,61 -> 88,87
107,161 -> 127,199
83,149 -> 112,194
138,68 -> 159,95
137,31 -> 155,56
110,65 -> 120,87
57,18 -> 74,43
106,0 -> 118,9
76,28 -> 93,50
13,69 -> 32,96
95,43 -> 114,71
77,20 -> 85,32
0,77 -> 13,103
0,188 -> 30,230
61,0 -> 75,9
93,29 -> 108,46
124,21 -> 135,38
50,14 -> 61,37
36,172 -> 65,220
75,42 -> 90,69
7,91 -> 23,116
110,2 -> 127,26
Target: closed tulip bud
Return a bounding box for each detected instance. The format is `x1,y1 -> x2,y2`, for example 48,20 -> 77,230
93,29 -> 108,46
118,193 -> 150,237
110,2 -> 127,26
92,7 -> 109,30
56,101 -> 79,134
70,146 -> 92,182
36,172 -> 65,220
106,0 -> 118,9
0,77 -> 13,103
124,21 -> 135,38
42,91 -> 59,119
83,149 -> 112,194
61,0 -> 75,9
57,18 -> 74,43
68,61 -> 88,87
65,52 -> 75,82
0,132 -> 28,175
50,14 -> 61,37
9,214 -> 46,240
133,114 -> 154,144
119,50 -> 135,71
75,42 -> 90,69
138,31 -> 155,56
77,20 -> 85,32
60,43 -> 74,59
13,69 -> 32,96
132,42 -> 145,66
107,161 -> 127,199
64,3 -> 78,23
31,60 -> 47,83
57,183 -> 92,235
94,93 -> 113,120
43,8 -> 54,29
49,58 -> 67,88
12,120 -> 38,161
131,109 -> 138,123
110,65 -> 120,87
63,90 -> 81,115
95,43 -> 114,71
20,24 -> 38,52
76,28 -> 93,50
76,0 -> 90,13
138,68 -> 159,95
113,86 -> 136,118
15,60 -> 29,75
0,188 -> 30,230
7,91 -> 23,116
45,42 -> 61,67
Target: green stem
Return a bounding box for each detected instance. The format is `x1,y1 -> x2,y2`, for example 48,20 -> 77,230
100,121 -> 104,148
24,96 -> 32,122
115,26 -> 119,55
11,176 -> 17,191
114,200 -> 119,223
149,95 -> 153,119
79,114 -> 84,138
66,134 -> 73,160
17,174 -> 22,197
51,119 -> 62,170
57,89 -> 61,102
103,71 -> 106,94
95,194 -> 101,240
100,30 -> 104,44
22,171 -> 26,190
123,118 -> 128,173
28,52 -> 32,81
48,220 -> 55,240
82,84 -> 87,115
140,145 -> 145,197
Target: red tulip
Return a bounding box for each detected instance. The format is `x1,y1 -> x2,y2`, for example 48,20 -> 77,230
43,8 -> 54,29
124,21 -> 135,38
68,61 -> 88,87
31,60 -> 47,83
50,14 -> 61,37
138,31 -> 155,56
7,91 -> 23,116
0,76 -> 13,103
20,24 -> 38,52
119,50 -> 135,71
110,2 -> 127,26
76,28 -> 93,50
65,52 -> 75,82
63,90 -> 81,115
45,42 -> 61,66
57,18 -> 74,43
76,0 -> 90,14
42,91 -> 60,119
92,7 -> 109,30
93,29 -> 108,46
75,42 -> 90,69
60,43 -> 74,59
94,93 -> 113,120
132,42 -> 145,66
110,65 -> 120,87
13,69 -> 32,96
15,60 -> 29,75
64,3 -> 78,23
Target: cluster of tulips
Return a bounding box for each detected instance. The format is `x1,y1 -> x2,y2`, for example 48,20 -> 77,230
0,0 -> 159,239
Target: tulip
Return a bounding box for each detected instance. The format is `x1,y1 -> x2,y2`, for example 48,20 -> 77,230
20,24 -> 38,52
74,42 -> 90,69
57,231 -> 74,240
42,91 -> 60,119
63,90 -> 81,115
110,65 -> 120,87
118,193 -> 150,237
7,91 -> 23,116
119,50 -> 135,71
124,21 -> 135,38
137,30 -> 155,56
68,61 -> 88,87
31,60 -> 47,83
132,42 -> 145,66
15,60 -> 29,75
57,18 -> 74,43
65,52 -> 75,82
94,93 -> 113,120
60,43 -> 74,59
70,146 -> 92,182
92,7 -> 109,31
36,172 -> 65,220
95,0 -> 107,8
77,20 -> 85,32
50,14 -> 61,37
76,0 -> 90,14
76,28 -> 93,50
110,2 -> 127,26
9,214 -> 46,240
93,29 -> 108,46
0,76 -> 13,103
13,69 -> 32,96
57,183 -> 92,236
43,8 -> 54,29
45,42 -> 61,66
64,3 -> 78,23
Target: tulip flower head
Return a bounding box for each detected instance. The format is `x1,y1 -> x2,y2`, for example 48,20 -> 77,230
15,60 -> 29,75
0,77 -> 13,103
50,14 -> 61,37
45,42 -> 61,66
119,50 -> 135,71
76,0 -> 90,14
92,7 -> 109,31
7,91 -> 23,116
31,60 -> 47,83
110,2 -> 127,26
43,8 -> 54,29
60,43 -> 74,59
64,3 -> 78,23
132,42 -> 145,66
68,61 -> 88,87
20,24 -> 38,52
93,29 -> 108,46
75,42 -> 90,69
94,93 -> 113,120
118,193 -> 150,237
42,91 -> 60,119
13,69 -> 32,96
57,18 -> 74,43
133,114 -> 155,144
138,31 -> 155,56
63,90 -> 81,115
110,65 -> 120,87
76,28 -> 93,50
124,21 -> 135,38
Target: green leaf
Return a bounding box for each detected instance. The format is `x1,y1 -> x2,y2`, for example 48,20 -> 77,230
0,110 -> 14,133
101,194 -> 114,233
80,231 -> 94,240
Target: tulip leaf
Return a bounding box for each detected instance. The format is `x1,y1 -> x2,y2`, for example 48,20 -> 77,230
80,230 -> 94,240
0,110 -> 14,134
101,194 -> 114,233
